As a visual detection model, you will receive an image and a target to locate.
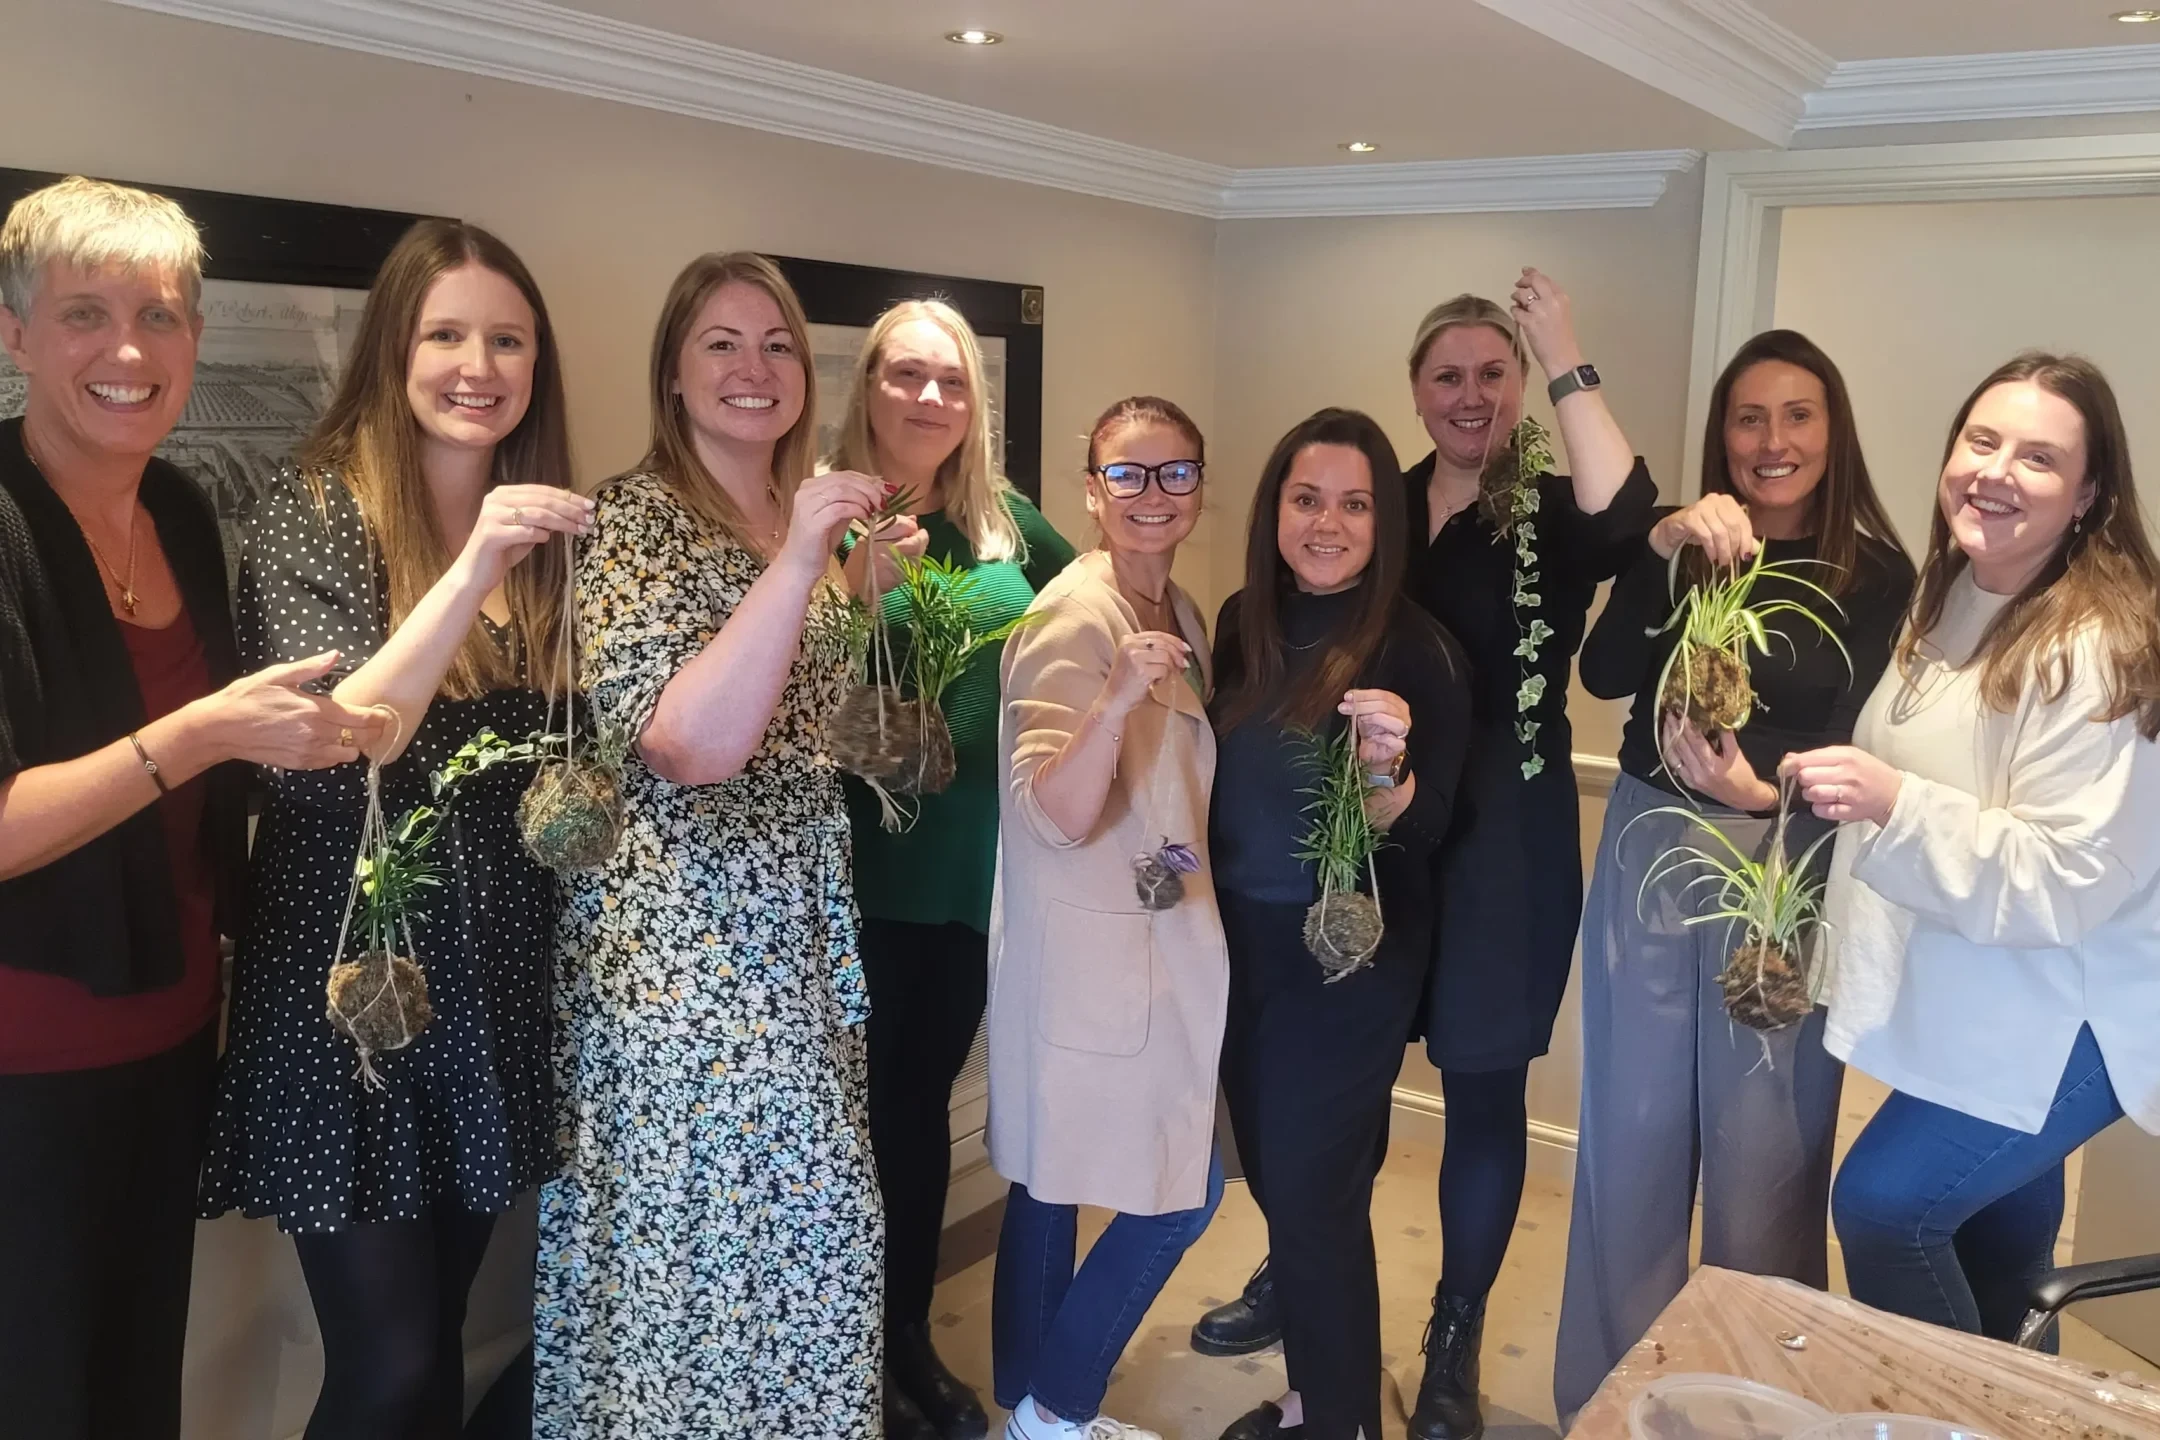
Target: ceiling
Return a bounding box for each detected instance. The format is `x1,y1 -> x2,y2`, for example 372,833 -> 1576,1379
1753,0 -> 2157,61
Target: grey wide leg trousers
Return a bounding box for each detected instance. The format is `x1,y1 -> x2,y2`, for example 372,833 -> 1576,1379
1552,773 -> 1845,1423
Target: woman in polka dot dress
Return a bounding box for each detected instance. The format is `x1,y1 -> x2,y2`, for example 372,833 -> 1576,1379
532,252 -> 889,1439
198,220 -> 587,1439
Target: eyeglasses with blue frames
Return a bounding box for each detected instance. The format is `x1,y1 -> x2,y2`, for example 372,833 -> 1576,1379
1091,459 -> 1205,498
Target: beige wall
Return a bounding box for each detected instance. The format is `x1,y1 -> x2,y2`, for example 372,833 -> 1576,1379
1772,195 -> 2160,546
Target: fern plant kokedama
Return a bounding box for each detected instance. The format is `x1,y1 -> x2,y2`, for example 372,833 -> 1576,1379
1651,547 -> 1850,761
327,780 -> 444,1089
1635,783 -> 1834,1032
1296,724 -> 1386,980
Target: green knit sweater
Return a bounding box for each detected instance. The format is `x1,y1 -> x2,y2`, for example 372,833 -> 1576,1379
844,493 -> 1076,931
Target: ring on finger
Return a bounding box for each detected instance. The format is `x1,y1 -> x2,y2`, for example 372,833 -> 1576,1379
511,506 -> 525,527
338,727 -> 354,749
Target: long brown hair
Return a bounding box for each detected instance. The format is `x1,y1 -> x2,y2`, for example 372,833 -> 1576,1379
628,251 -> 819,545
1697,329 -> 1903,598
1220,408 -> 1410,732
298,218 -> 572,698
1903,353 -> 2160,738
827,298 -> 1021,563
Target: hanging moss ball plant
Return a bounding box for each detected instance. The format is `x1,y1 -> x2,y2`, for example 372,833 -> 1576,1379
1295,724 -> 1386,980
1652,547 -> 1849,751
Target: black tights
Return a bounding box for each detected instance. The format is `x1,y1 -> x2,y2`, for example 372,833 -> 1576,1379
293,1207 -> 498,1440
1435,1064 -> 1531,1303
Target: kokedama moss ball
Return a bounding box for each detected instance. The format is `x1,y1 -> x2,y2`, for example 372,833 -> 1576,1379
829,687 -> 956,796
1304,891 -> 1384,978
327,951 -> 433,1059
1133,855 -> 1185,911
1719,941 -> 1812,1031
1660,644 -> 1754,737
519,759 -> 626,873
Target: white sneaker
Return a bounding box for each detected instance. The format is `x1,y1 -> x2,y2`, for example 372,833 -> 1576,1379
1003,1397 -> 1162,1440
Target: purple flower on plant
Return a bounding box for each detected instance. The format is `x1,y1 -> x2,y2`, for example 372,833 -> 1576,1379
1157,841 -> 1201,874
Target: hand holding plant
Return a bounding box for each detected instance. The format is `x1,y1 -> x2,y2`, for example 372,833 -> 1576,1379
1296,722 -> 1387,979
1659,713 -> 1777,813
1649,493 -> 1758,569
1781,744 -> 1902,827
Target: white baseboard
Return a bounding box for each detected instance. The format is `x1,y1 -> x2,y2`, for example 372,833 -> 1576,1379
1390,1085 -> 1581,1193
944,1128 -> 1008,1225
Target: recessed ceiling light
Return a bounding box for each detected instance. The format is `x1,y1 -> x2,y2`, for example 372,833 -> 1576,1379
946,28 -> 1003,45
1341,141 -> 1380,154
2113,9 -> 2160,21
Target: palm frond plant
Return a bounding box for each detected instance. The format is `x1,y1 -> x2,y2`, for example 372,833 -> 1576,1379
1295,723 -> 1386,980
1651,547 -> 1850,765
327,773 -> 445,1089
830,552 -> 1034,817
1633,781 -> 1835,1032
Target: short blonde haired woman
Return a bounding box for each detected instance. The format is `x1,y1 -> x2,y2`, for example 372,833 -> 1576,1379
829,299 -> 1075,1440
534,252 -> 888,1440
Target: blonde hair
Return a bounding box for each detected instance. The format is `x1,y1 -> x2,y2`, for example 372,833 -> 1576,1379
1407,293 -> 1526,377
829,298 -> 1020,563
626,251 -> 820,546
0,175 -> 205,318
298,218 -> 574,699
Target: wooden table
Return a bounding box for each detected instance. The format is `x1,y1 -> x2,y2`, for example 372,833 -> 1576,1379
1566,1267 -> 2160,1439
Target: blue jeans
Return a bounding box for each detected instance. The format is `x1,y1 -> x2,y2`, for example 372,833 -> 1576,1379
1832,1024 -> 2125,1343
992,1149 -> 1224,1422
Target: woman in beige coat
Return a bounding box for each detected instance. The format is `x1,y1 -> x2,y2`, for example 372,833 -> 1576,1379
988,397 -> 1227,1440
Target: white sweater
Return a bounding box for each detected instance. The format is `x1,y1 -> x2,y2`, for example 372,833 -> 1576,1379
1821,568 -> 2160,1135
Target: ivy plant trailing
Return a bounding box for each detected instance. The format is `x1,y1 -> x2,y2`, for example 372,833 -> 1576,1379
1481,415 -> 1558,780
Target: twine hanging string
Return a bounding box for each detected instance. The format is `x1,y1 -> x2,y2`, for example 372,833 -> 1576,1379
540,531 -> 579,769
327,703 -> 409,1091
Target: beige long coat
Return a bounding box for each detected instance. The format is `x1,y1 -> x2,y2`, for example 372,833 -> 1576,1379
986,549 -> 1228,1216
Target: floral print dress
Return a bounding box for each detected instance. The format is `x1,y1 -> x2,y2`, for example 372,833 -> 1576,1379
533,474 -> 880,1439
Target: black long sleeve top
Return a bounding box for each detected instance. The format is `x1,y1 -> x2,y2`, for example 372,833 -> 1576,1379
1580,513 -> 1917,806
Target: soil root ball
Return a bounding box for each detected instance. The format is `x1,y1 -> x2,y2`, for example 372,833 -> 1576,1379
327,951 -> 433,1060
518,760 -> 626,873
1660,643 -> 1753,736
1304,890 -> 1383,978
830,687 -> 955,796
1133,855 -> 1185,911
1719,941 -> 1812,1030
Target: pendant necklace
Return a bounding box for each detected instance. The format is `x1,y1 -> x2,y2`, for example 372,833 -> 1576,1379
24,431 -> 142,614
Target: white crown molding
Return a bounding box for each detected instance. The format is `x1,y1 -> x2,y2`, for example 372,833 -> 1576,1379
1684,133 -> 2160,489
1220,150 -> 1701,218
1801,44 -> 2160,131
107,0 -> 1706,219
1469,0 -> 1833,146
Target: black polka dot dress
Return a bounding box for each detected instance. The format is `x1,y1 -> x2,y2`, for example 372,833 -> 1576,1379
198,471 -> 559,1233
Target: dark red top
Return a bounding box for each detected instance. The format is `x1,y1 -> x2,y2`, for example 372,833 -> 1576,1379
0,606 -> 223,1073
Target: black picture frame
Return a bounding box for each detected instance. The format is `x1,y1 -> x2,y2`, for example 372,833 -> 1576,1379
0,168 -> 436,290
772,254 -> 1046,504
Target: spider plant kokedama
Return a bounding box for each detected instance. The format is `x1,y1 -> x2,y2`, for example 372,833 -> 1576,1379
830,551 -> 1033,821
1295,723 -> 1386,980
1651,546 -> 1850,765
1634,784 -> 1835,1032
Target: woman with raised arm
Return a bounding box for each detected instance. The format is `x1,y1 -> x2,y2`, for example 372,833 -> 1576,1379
0,176 -> 380,1440
534,252 -> 887,1440
1555,330 -> 1914,1421
1792,354 -> 2160,1343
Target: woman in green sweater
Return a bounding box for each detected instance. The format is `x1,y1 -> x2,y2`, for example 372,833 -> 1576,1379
829,298 -> 1076,1440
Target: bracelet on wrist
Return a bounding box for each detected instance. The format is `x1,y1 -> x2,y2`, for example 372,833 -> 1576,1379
128,731 -> 169,796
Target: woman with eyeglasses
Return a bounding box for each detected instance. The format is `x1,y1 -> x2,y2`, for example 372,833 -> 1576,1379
827,300 -> 1076,1440
987,397 -> 1224,1440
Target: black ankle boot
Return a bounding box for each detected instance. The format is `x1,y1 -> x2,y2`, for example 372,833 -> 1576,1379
1191,1259 -> 1283,1356
1409,1290 -> 1486,1440
889,1321 -> 988,1440
885,1380 -> 943,1440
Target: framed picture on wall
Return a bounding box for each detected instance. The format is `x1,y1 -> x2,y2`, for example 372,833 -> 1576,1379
771,254 -> 1046,505
0,168 -> 436,580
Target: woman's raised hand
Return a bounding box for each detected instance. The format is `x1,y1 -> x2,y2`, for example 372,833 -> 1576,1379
1649,492 -> 1758,568
1510,267 -> 1586,382
1339,688 -> 1410,770
852,512 -> 930,598
1102,631 -> 1192,717
454,484 -> 595,592
781,471 -> 886,574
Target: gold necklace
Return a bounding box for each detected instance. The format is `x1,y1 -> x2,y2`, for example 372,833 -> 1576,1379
22,431 -> 142,614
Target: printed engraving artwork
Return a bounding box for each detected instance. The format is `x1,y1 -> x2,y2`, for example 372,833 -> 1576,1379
1,277 -> 366,583
808,321 -> 1008,475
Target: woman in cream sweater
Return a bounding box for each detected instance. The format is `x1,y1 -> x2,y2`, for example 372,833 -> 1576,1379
988,396 -> 1225,1440
1787,352 -> 2160,1341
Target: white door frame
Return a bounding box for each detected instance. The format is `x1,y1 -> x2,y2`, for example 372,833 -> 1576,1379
1683,133 -> 2160,490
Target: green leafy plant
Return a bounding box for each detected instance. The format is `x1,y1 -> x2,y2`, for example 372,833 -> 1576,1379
1652,548 -> 1850,770
1481,417 -> 1557,780
1633,784 -> 1834,1032
1295,724 -> 1386,980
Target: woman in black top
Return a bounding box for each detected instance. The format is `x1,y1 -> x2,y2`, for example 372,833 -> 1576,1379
1553,330 -> 1916,1421
1210,409 -> 1471,1440
199,220 -> 587,1440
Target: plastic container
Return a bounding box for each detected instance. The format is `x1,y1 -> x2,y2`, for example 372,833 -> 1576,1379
1793,1415 -> 1998,1440
1628,1373 -> 1836,1440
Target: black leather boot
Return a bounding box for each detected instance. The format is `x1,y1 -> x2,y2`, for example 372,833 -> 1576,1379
1191,1259 -> 1283,1356
889,1320 -> 989,1440
885,1380 -> 943,1440
1409,1290 -> 1486,1440
1219,1400 -> 1301,1438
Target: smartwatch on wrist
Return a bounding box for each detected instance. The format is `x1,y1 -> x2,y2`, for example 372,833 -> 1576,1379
1547,363 -> 1601,406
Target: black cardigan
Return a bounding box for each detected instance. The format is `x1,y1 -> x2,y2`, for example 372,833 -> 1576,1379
0,417 -> 247,996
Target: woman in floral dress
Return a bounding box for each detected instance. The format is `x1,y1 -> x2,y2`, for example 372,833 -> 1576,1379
532,252 -> 889,1439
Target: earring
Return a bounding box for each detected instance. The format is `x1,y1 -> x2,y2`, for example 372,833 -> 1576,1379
2073,511 -> 2087,536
